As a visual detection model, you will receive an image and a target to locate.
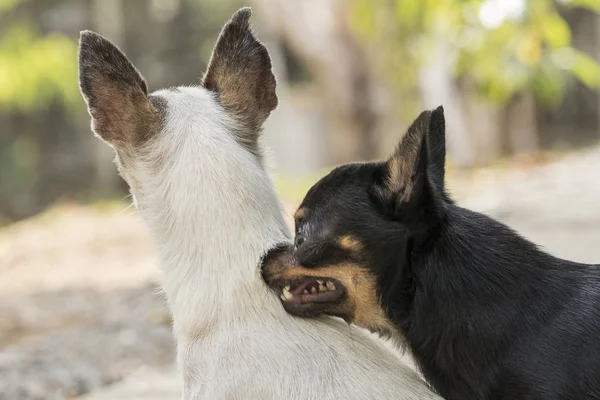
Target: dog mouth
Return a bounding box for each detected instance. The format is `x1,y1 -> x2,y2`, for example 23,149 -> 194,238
260,244 -> 347,317
277,277 -> 345,305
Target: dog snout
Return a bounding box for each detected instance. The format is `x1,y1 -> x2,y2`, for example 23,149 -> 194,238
264,244 -> 294,264
261,244 -> 298,281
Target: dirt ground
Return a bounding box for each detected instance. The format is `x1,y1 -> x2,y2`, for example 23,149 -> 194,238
0,206 -> 174,399
1,147 -> 599,399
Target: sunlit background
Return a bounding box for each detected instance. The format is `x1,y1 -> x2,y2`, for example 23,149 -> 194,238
1,0 -> 600,398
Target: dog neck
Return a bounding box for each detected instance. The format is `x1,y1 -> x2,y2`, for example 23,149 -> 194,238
392,203 -> 588,398
133,90 -> 291,339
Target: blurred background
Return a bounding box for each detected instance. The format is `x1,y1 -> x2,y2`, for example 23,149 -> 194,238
1,0 -> 599,398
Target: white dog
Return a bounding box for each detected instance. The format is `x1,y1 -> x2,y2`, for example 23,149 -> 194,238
78,8 -> 441,400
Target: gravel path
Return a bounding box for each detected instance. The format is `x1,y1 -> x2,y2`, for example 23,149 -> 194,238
0,286 -> 175,399
1,147 -> 599,399
0,207 -> 174,399
80,366 -> 180,400
461,147 -> 600,264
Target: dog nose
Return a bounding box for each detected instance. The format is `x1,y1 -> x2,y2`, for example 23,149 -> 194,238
264,243 -> 293,261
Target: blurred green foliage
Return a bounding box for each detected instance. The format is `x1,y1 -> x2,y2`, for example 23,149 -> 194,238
272,170 -> 330,204
0,0 -> 241,113
350,0 -> 600,107
0,0 -> 80,223
0,0 -> 23,13
0,22 -> 78,111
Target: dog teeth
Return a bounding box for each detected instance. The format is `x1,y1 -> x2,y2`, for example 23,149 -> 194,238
281,281 -> 336,300
282,287 -> 293,300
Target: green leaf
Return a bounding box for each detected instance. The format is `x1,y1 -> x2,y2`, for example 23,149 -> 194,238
0,22 -> 78,112
531,66 -> 565,107
349,0 -> 600,107
540,13 -> 571,49
349,0 -> 378,38
569,49 -> 600,87
0,0 -> 23,13
396,0 -> 421,25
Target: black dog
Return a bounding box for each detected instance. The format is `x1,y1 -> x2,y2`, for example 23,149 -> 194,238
262,107 -> 600,400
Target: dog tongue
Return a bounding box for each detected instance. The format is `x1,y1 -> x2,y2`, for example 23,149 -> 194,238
290,279 -> 318,296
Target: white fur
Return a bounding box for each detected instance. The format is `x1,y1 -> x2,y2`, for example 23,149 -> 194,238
125,86 -> 441,399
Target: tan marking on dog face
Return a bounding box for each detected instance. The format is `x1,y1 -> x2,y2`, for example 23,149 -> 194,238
338,235 -> 363,252
294,207 -> 308,222
263,250 -> 395,336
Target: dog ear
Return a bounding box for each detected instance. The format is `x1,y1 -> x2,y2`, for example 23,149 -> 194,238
78,31 -> 156,147
374,109 -> 433,217
426,106 -> 446,192
202,8 -> 277,144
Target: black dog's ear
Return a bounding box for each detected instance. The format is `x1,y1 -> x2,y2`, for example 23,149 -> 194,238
78,31 -> 156,147
374,109 -> 434,216
427,106 -> 446,192
203,8 -> 277,149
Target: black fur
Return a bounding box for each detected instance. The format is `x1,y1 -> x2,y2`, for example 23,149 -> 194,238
292,107 -> 600,400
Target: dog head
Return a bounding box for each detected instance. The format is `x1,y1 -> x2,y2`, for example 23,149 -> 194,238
262,107 -> 447,335
78,8 -> 277,209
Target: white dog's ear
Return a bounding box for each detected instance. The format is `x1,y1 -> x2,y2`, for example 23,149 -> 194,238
203,8 -> 277,149
78,31 -> 158,147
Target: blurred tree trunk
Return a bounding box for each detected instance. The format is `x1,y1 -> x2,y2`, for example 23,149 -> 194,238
538,7 -> 599,150
504,93 -> 539,156
251,0 -> 379,163
459,84 -> 539,166
597,12 -> 600,141
461,86 -> 503,166
567,7 -> 599,144
0,1 -> 93,221
419,41 -> 474,168
252,13 -> 325,175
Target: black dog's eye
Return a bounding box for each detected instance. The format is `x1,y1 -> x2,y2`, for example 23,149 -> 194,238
294,234 -> 306,250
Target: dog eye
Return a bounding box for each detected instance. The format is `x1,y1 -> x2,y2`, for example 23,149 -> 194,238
294,234 -> 306,250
